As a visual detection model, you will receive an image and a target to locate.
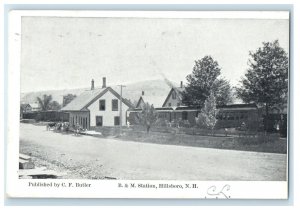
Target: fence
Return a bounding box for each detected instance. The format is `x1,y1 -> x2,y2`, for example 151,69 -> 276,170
142,126 -> 262,137
22,111 -> 69,122
91,125 -> 260,137
91,125 -> 285,153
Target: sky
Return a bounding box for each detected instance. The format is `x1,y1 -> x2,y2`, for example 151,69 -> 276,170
20,16 -> 289,93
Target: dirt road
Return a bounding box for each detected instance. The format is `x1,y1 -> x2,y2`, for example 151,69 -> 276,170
19,123 -> 287,180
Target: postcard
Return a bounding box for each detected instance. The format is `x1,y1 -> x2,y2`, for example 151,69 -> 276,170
6,10 -> 289,199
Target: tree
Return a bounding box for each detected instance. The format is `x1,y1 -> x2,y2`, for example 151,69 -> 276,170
195,93 -> 219,134
37,94 -> 53,111
182,55 -> 232,108
63,94 -> 77,107
137,103 -> 158,133
235,40 -> 288,131
49,101 -> 61,110
211,78 -> 233,106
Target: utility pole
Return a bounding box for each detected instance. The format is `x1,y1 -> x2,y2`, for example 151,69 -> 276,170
60,94 -> 64,122
118,85 -> 126,135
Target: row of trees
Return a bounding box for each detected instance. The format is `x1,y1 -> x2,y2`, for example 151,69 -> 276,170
183,40 -> 288,108
138,40 -> 288,133
184,40 -> 288,132
37,95 -> 61,111
36,94 -> 77,111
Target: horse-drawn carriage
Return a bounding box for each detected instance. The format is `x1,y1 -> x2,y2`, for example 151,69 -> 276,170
46,122 -> 86,135
46,122 -> 70,132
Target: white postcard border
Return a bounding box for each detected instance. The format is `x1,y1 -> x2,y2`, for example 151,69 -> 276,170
6,10 -> 289,199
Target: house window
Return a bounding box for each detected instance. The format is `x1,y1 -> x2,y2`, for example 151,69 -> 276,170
172,91 -> 176,99
177,103 -> 180,107
114,116 -> 120,126
168,103 -> 172,107
112,99 -> 118,111
99,100 -> 105,110
96,116 -> 103,126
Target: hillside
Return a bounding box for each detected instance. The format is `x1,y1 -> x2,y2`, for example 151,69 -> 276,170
20,79 -> 179,108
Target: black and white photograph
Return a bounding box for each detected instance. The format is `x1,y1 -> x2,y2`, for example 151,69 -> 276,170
6,10 -> 289,199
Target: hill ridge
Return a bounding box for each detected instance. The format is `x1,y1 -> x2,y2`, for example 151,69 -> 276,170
21,79 -> 179,107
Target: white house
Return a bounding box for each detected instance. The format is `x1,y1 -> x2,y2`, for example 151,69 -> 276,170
61,77 -> 134,129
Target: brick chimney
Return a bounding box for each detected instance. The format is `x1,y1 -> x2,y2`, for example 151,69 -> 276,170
142,91 -> 144,96
102,77 -> 106,88
180,81 -> 183,88
91,79 -> 94,90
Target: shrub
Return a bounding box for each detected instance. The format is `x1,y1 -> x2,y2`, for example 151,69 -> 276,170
154,118 -> 168,127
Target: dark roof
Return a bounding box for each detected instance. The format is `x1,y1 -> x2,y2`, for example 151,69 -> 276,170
130,104 -> 257,111
175,106 -> 200,110
20,104 -> 31,109
217,103 -> 257,109
128,108 -> 142,111
61,87 -> 134,111
128,107 -> 174,112
155,107 -> 174,111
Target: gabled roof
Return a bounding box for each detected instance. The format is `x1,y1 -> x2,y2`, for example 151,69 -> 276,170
162,86 -> 185,107
135,94 -> 166,108
61,88 -> 105,111
155,107 -> 174,111
136,97 -> 145,108
20,104 -> 31,109
174,87 -> 185,95
61,87 -> 134,111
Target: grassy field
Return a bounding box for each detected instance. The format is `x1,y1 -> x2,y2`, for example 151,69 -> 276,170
92,126 -> 287,154
118,132 -> 286,154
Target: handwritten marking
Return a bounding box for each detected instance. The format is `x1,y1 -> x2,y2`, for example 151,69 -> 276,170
207,184 -> 231,199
